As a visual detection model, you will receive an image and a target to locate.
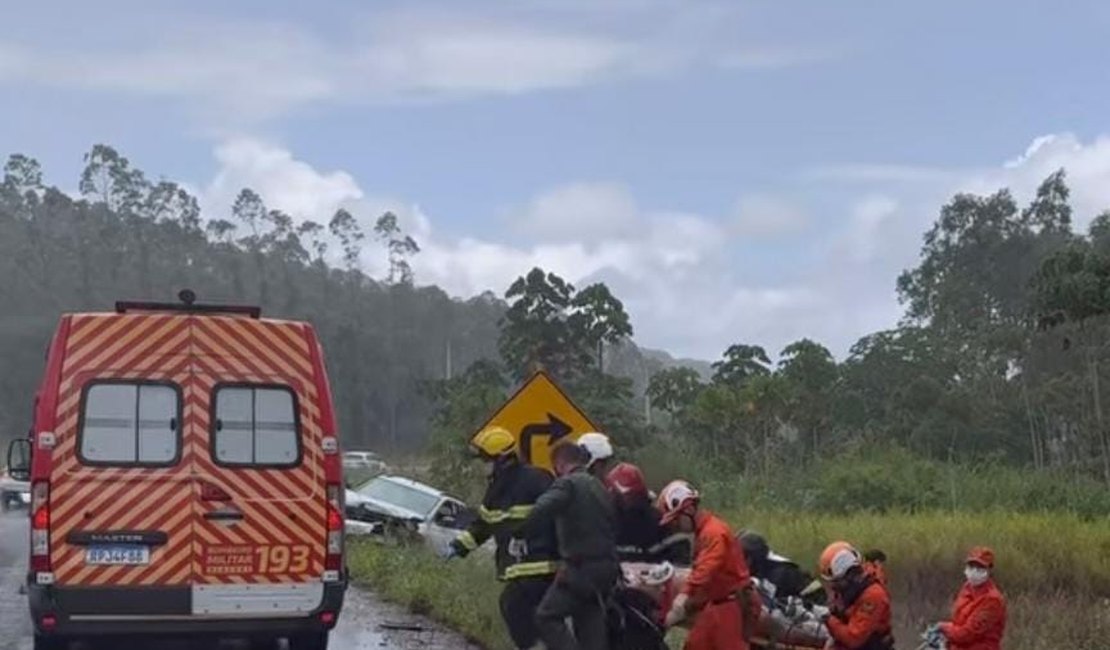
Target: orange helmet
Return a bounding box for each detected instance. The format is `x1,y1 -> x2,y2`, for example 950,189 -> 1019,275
819,541 -> 861,581
656,480 -> 700,525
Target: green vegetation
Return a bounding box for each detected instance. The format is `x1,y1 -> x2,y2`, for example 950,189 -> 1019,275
347,539 -> 512,649
348,505 -> 1110,650
6,144 -> 1110,648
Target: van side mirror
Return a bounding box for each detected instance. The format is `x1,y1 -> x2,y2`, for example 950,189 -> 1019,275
7,438 -> 31,482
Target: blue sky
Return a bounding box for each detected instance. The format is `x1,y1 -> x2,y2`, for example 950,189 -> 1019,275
3,1 -> 1110,360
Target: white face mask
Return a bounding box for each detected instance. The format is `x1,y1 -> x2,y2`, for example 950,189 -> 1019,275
965,566 -> 990,586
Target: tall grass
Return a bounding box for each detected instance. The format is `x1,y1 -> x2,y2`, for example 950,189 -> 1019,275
348,509 -> 1110,650
632,441 -> 1110,517
350,445 -> 1110,648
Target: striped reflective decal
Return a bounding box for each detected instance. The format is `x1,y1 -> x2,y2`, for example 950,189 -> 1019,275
51,313 -> 327,588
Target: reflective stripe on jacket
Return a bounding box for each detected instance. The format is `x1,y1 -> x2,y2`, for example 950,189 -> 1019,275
452,460 -> 558,580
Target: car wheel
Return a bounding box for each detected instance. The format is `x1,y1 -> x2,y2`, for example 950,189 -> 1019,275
32,634 -> 66,650
288,631 -> 329,650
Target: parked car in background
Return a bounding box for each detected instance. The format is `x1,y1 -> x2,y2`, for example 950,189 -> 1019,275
344,475 -> 476,553
1,466 -> 31,511
342,451 -> 389,474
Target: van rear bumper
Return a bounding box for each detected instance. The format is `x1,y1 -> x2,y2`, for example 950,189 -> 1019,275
28,578 -> 347,637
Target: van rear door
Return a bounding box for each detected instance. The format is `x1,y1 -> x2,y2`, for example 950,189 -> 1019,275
189,316 -> 326,617
49,313 -> 195,607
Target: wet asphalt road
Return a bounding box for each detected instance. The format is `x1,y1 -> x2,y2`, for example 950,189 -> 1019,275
0,511 -> 478,650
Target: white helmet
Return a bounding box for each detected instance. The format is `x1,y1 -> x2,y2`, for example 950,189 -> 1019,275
577,432 -> 613,468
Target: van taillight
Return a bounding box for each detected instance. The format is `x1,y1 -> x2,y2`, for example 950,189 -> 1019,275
325,484 -> 343,581
31,482 -> 51,572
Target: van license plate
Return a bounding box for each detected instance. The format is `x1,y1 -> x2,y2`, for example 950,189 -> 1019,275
86,545 -> 150,566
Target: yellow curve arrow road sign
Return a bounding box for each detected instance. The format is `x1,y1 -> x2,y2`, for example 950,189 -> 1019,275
472,371 -> 599,472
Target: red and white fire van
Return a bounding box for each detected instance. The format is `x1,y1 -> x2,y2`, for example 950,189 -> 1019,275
7,292 -> 347,650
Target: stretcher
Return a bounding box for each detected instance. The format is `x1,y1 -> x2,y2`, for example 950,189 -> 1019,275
621,562 -> 830,649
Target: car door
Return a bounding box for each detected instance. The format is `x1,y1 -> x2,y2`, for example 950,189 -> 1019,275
425,498 -> 472,552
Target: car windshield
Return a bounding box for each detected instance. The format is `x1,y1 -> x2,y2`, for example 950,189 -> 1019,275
356,478 -> 439,516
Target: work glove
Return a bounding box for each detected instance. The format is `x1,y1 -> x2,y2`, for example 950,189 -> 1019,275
922,623 -> 945,648
664,593 -> 689,628
507,537 -> 528,560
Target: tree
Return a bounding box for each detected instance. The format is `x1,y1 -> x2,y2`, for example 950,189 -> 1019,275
423,359 -> 508,501
79,144 -> 150,214
647,367 -> 703,417
778,339 -> 838,458
232,189 -> 269,249
0,144 -> 513,456
711,344 -> 771,387
1,154 -> 44,214
298,221 -> 328,264
570,283 -> 633,371
373,212 -> 421,285
499,268 -> 582,380
329,208 -> 364,271
146,180 -> 201,232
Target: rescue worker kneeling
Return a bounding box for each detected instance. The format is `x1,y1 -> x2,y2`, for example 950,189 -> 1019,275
448,426 -> 558,650
658,480 -> 756,650
738,530 -> 822,603
517,442 -> 619,650
818,542 -> 894,650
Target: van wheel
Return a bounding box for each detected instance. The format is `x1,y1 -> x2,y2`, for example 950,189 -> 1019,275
32,635 -> 66,650
288,632 -> 329,650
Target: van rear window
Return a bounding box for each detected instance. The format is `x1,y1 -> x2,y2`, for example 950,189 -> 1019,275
79,382 -> 181,466
212,385 -> 300,467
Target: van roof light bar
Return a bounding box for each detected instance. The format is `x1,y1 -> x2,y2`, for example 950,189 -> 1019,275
115,289 -> 261,319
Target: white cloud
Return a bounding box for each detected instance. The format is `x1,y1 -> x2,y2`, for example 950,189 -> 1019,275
203,139 -> 363,222
718,46 -> 833,70
193,132 -> 1110,361
513,182 -> 640,242
731,195 -> 809,238
0,4 -> 828,121
967,133 -> 1110,227
358,19 -> 636,96
803,164 -> 956,184
847,195 -> 900,263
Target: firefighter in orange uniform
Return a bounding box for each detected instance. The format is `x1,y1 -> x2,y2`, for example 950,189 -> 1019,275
818,542 -> 894,650
930,546 -> 1007,650
658,480 -> 754,650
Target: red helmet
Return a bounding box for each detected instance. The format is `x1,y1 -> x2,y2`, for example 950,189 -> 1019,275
606,463 -> 647,501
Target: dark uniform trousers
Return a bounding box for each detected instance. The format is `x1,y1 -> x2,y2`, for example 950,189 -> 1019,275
536,560 -> 620,650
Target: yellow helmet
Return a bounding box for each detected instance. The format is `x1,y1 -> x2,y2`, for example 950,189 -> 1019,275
472,426 -> 517,459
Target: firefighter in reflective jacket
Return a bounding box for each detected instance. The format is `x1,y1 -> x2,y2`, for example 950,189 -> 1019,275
449,426 -> 558,650
818,542 -> 894,650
